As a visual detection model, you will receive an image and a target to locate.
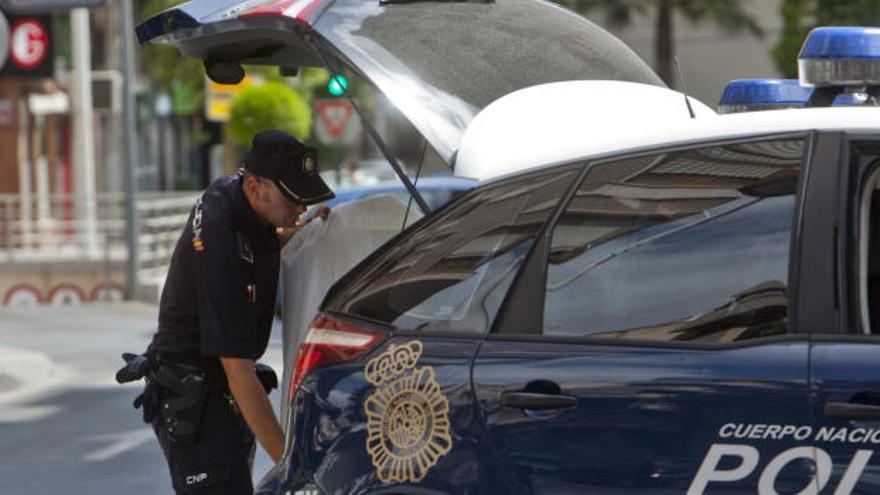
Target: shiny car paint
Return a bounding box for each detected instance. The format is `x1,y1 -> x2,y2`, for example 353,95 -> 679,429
289,335 -> 490,493
252,126 -> 880,494
259,127 -> 880,494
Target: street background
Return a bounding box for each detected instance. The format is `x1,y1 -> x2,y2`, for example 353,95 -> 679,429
0,304 -> 283,493
1,0 -> 879,493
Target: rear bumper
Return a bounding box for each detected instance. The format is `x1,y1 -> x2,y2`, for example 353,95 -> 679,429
255,459 -> 308,495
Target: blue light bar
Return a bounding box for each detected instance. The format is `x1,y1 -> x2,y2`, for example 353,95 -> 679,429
833,92 -> 870,105
717,78 -> 874,113
718,79 -> 811,113
800,27 -> 880,60
799,27 -> 880,87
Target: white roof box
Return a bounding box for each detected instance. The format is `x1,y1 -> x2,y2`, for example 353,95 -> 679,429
454,81 -> 716,181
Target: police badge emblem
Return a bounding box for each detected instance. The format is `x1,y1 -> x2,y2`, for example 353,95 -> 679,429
302,154 -> 316,174
363,341 -> 452,484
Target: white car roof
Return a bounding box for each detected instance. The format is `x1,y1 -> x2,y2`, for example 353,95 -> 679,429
454,80 -> 880,181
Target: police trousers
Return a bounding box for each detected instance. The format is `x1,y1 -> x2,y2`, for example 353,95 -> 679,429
152,390 -> 256,494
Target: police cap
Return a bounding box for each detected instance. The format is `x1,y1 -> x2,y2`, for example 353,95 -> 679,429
243,130 -> 335,206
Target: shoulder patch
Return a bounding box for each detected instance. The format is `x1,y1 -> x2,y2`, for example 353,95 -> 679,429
363,341 -> 452,484
192,195 -> 205,252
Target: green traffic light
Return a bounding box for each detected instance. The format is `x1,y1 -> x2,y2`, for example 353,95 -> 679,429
328,74 -> 349,96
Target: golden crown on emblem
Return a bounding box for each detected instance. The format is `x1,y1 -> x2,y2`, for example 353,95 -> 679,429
364,341 -> 422,385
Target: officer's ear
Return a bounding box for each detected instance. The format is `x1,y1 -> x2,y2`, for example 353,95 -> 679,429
242,173 -> 265,210
242,173 -> 262,195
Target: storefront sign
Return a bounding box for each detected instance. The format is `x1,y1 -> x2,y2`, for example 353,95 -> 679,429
0,15 -> 53,78
10,18 -> 48,69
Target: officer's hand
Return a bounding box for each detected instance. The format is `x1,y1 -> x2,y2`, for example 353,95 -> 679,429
310,206 -> 331,222
277,207 -> 330,246
276,225 -> 299,247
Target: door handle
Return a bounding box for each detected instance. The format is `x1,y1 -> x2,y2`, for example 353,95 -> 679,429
501,391 -> 577,410
825,402 -> 880,420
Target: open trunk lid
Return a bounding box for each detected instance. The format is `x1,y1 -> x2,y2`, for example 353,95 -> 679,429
138,0 -> 664,168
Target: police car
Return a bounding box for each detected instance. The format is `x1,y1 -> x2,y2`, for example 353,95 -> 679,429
140,2 -> 880,493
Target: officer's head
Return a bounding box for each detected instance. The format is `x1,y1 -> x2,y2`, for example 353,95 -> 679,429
242,130 -> 335,227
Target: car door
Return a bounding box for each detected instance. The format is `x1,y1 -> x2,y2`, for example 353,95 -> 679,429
808,135 -> 880,494
281,166 -> 580,493
473,136 -> 817,494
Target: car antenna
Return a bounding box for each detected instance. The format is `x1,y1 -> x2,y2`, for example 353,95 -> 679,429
673,57 -> 696,119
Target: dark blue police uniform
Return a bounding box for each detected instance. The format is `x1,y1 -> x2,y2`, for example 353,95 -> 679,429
147,171 -> 280,493
120,129 -> 333,495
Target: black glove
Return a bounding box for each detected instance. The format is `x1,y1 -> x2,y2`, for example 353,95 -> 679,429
255,363 -> 278,394
115,352 -> 156,384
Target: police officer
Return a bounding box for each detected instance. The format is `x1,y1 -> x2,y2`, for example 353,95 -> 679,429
142,129 -> 334,494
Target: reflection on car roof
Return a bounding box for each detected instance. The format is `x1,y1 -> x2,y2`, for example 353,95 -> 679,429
324,176 -> 477,208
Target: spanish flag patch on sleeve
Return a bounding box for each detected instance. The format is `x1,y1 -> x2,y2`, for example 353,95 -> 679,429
192,235 -> 205,252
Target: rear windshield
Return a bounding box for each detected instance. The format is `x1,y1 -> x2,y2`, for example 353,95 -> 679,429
323,167 -> 579,333
316,0 -> 663,162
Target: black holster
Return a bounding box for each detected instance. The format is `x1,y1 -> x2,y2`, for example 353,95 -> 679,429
152,361 -> 210,445
119,353 -> 276,445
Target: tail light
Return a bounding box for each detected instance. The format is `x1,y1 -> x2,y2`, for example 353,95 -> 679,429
240,0 -> 327,23
289,313 -> 385,402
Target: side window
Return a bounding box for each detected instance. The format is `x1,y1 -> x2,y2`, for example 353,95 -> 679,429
543,139 -> 805,342
859,160 -> 880,334
326,167 -> 579,333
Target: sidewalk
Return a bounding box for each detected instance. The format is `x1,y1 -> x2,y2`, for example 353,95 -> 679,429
0,302 -> 158,422
0,344 -> 75,422
0,302 -> 284,419
0,374 -> 17,394
0,302 -> 285,493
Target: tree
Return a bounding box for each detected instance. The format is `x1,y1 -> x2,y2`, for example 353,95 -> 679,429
773,0 -> 880,78
568,0 -> 763,84
140,0 -> 205,113
228,82 -> 313,146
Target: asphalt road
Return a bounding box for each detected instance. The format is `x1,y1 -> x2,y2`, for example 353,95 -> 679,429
0,303 -> 284,494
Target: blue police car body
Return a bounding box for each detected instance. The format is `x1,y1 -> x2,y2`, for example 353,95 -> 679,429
268,140 -> 818,493
265,126 -> 880,494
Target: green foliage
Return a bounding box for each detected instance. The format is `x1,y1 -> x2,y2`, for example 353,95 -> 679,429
774,0 -> 880,77
243,65 -> 286,85
137,1 -> 376,121
298,68 -> 335,97
228,82 -> 313,146
139,0 -> 204,114
773,0 -> 810,78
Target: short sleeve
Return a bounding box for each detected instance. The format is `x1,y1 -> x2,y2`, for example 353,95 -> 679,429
193,193 -> 260,359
